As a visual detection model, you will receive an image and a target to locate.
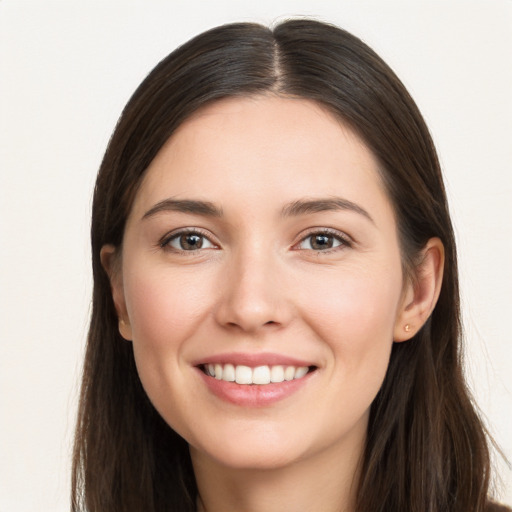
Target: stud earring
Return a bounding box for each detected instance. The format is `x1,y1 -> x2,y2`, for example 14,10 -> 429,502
404,324 -> 411,332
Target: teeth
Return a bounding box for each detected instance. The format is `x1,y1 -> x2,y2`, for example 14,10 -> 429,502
205,363 -> 311,385
253,366 -> 271,385
284,366 -> 295,381
223,363 -> 235,382
294,366 -> 309,379
235,365 -> 252,384
270,365 -> 284,383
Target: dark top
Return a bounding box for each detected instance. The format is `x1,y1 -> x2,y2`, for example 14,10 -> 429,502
488,503 -> 512,512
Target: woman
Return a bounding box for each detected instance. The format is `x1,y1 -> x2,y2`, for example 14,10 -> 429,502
72,19 -> 506,511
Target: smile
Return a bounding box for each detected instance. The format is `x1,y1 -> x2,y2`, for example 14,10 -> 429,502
195,354 -> 318,406
203,363 -> 313,385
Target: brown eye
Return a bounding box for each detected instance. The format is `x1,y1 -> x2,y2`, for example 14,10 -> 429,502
297,231 -> 348,251
180,233 -> 203,250
310,234 -> 334,250
165,231 -> 215,251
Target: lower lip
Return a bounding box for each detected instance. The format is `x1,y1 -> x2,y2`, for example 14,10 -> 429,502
196,368 -> 314,407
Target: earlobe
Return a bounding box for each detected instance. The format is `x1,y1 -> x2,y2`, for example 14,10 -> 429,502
117,318 -> 133,341
394,237 -> 445,342
100,244 -> 133,341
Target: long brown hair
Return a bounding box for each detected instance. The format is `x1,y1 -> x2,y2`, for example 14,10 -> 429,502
72,19 -> 493,511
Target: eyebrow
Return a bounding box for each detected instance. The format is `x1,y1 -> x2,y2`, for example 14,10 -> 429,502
281,197 -> 374,223
142,198 -> 223,220
142,196 -> 373,223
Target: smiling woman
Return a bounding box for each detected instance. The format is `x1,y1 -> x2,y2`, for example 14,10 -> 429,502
72,19 -> 504,512
102,96 -> 420,478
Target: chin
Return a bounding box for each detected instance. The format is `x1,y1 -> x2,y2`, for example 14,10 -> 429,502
188,423 -> 312,471
198,443 -> 304,471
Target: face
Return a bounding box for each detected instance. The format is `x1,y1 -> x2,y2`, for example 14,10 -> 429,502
107,96 -> 412,471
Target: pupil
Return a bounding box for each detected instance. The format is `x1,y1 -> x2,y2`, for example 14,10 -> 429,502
181,234 -> 202,250
312,234 -> 332,250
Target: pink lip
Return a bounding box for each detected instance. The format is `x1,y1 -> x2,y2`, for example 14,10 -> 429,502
192,352 -> 315,368
196,369 -> 315,407
193,352 -> 317,407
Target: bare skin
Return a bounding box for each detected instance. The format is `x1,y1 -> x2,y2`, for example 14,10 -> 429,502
192,421 -> 364,512
102,96 -> 444,512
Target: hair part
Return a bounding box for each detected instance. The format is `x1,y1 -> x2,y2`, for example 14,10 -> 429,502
73,19 -> 492,512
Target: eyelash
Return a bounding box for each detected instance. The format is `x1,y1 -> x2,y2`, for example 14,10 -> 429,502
294,228 -> 352,254
159,228 -> 352,254
159,228 -> 217,253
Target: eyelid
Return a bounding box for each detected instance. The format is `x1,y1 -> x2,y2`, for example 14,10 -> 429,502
159,227 -> 219,251
157,226 -> 352,253
292,227 -> 353,252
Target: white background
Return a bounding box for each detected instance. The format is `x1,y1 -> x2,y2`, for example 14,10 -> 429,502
0,1 -> 511,510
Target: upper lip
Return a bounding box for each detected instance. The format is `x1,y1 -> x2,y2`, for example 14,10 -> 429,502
192,352 -> 316,368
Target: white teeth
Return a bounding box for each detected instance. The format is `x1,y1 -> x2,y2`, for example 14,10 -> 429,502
222,363 -> 235,382
235,365 -> 252,384
270,365 -> 285,383
205,363 -> 311,385
214,363 -> 223,380
284,366 -> 296,381
252,366 -> 271,385
294,366 -> 309,379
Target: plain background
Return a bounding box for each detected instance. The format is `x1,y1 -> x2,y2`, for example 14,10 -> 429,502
0,1 -> 511,510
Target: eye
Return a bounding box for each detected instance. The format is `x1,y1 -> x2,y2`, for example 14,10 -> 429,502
296,230 -> 350,251
162,230 -> 216,251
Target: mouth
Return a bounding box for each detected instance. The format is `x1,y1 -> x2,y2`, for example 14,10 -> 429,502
199,363 -> 317,385
193,353 -> 318,406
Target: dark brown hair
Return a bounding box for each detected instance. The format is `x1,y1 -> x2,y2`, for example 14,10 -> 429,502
72,19 -> 494,511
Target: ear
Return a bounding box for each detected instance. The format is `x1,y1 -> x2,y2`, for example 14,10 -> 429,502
100,244 -> 133,341
394,237 -> 444,342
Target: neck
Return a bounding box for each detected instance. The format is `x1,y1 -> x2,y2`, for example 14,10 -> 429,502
191,426 -> 365,512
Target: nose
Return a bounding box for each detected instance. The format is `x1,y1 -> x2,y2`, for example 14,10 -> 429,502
214,247 -> 292,334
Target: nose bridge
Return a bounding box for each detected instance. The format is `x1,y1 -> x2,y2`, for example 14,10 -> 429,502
215,239 -> 288,332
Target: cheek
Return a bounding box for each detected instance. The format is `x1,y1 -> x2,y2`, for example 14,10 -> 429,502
301,266 -> 401,344
302,269 -> 400,420
298,263 -> 402,397
122,265 -> 214,406
121,266 -> 214,436
124,266 -> 209,350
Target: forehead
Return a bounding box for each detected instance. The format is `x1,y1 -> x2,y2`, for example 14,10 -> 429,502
130,95 -> 390,220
